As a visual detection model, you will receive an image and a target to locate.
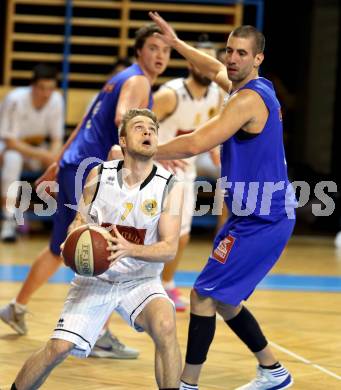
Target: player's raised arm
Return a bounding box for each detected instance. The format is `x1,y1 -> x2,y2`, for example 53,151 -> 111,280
115,76 -> 151,126
149,11 -> 231,92
152,86 -> 177,123
156,89 -> 262,160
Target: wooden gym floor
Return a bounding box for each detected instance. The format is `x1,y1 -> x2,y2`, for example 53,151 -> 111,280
0,234 -> 340,389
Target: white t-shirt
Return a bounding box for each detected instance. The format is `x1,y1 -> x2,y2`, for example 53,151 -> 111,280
0,87 -> 64,143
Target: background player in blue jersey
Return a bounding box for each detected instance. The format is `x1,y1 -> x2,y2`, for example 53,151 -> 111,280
150,12 -> 296,390
0,23 -> 171,359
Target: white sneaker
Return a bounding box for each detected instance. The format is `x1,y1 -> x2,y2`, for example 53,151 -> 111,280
235,365 -> 293,389
90,330 -> 139,359
1,219 -> 17,242
0,302 -> 28,335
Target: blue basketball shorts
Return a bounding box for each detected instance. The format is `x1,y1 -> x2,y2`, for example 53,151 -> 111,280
194,215 -> 295,306
49,166 -> 91,255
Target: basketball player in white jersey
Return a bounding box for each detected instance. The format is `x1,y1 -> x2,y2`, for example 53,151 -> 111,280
153,37 -> 223,310
11,108 -> 183,390
0,64 -> 64,241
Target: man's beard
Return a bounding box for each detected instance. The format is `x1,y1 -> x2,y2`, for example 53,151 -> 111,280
129,147 -> 155,161
191,70 -> 212,87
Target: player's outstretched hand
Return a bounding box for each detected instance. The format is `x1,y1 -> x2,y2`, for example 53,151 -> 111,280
149,11 -> 178,47
107,225 -> 133,262
107,145 -> 124,161
158,159 -> 187,174
35,161 -> 59,188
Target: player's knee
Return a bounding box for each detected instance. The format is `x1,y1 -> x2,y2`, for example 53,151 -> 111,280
190,289 -> 216,315
45,339 -> 74,363
217,302 -> 242,320
189,288 -> 200,310
152,315 -> 176,345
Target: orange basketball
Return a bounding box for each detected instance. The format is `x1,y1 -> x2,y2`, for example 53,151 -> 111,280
62,225 -> 112,276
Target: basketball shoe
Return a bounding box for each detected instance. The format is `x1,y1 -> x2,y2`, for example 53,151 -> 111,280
90,329 -> 139,359
0,302 -> 27,335
235,365 -> 293,389
166,287 -> 186,312
1,218 -> 17,242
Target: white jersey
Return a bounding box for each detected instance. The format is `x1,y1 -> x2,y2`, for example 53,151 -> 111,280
0,87 -> 64,143
89,160 -> 174,282
158,78 -> 221,181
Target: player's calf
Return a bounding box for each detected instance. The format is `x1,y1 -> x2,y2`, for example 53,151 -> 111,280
14,339 -> 74,390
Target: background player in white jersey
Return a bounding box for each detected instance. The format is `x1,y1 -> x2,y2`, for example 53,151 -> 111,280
10,108 -> 183,390
153,36 -> 223,311
0,64 -> 64,241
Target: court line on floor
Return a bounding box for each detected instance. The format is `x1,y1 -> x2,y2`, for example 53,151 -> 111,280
181,295 -> 341,381
1,266 -> 341,292
268,341 -> 341,381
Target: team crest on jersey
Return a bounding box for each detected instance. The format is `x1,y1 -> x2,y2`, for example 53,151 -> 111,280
141,199 -> 158,216
211,234 -> 236,264
208,106 -> 218,119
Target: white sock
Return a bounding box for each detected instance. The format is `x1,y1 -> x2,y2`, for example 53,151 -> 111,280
163,280 -> 175,290
180,381 -> 198,390
12,299 -> 27,313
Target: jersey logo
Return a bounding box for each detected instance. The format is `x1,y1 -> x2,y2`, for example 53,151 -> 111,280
102,82 -> 115,93
92,100 -> 102,116
101,223 -> 146,245
56,318 -> 64,328
105,175 -> 116,185
211,234 -> 236,264
176,129 -> 194,137
116,225 -> 146,245
141,199 -> 158,217
121,202 -> 133,221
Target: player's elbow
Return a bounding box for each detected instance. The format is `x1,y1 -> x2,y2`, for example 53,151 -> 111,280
188,137 -> 202,156
162,243 -> 178,263
4,138 -> 17,150
114,114 -> 122,128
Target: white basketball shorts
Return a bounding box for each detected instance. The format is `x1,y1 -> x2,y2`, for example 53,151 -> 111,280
51,275 -> 173,358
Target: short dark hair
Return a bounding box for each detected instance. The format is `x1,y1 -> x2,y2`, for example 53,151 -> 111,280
194,33 -> 215,50
31,63 -> 58,84
119,108 -> 159,137
134,23 -> 162,57
230,25 -> 265,55
112,57 -> 132,71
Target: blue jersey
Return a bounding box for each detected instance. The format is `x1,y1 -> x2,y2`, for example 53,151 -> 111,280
194,77 -> 296,305
220,77 -> 296,221
61,63 -> 153,168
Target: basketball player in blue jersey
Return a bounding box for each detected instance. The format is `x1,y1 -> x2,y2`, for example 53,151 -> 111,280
0,23 -> 171,359
150,12 -> 296,390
